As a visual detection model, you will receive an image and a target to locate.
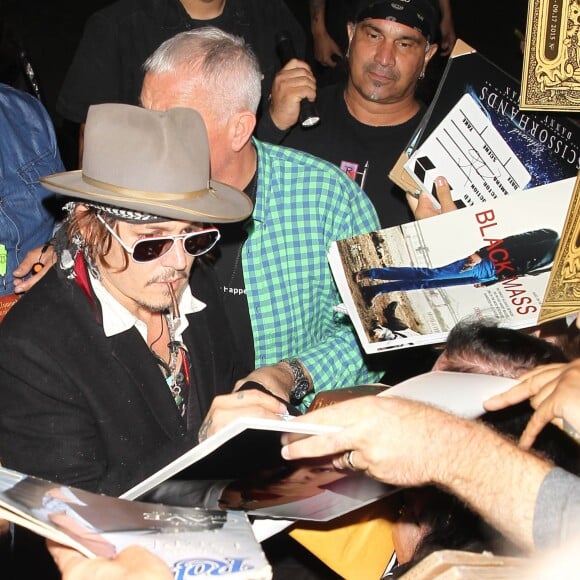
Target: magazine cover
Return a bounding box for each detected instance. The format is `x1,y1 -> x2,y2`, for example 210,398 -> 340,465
389,40 -> 580,197
0,467 -> 272,579
520,0 -> 580,111
329,178 -> 574,354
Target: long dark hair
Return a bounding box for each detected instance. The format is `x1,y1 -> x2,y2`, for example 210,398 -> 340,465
66,205 -> 129,272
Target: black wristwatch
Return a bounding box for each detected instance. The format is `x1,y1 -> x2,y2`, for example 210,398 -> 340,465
281,358 -> 312,405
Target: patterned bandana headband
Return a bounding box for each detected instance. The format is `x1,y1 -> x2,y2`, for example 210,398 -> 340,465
64,201 -> 167,223
354,0 -> 438,43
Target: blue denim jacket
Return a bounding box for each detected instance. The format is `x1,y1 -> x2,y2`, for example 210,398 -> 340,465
0,84 -> 64,295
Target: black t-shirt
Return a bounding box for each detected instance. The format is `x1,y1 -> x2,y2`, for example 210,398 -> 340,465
57,0 -> 305,124
283,83 -> 425,228
209,173 -> 258,374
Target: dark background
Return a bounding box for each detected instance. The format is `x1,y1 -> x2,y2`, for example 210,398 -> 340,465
2,0 -> 529,168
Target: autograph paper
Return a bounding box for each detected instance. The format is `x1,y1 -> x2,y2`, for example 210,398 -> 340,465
404,94 -> 531,208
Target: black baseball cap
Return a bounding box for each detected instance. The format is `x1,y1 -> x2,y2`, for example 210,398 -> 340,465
352,0 -> 440,43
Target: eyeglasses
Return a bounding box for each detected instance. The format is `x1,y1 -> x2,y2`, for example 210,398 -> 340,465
96,214 -> 220,263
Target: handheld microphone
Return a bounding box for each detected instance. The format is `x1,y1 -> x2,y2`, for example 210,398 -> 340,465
275,31 -> 320,128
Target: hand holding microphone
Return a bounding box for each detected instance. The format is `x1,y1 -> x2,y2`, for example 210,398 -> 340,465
273,31 -> 320,129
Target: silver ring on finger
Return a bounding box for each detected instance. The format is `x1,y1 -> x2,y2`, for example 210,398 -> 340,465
345,450 -> 359,471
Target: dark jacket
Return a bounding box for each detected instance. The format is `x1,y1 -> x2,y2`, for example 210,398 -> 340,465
477,228 -> 560,281
0,262 -> 247,496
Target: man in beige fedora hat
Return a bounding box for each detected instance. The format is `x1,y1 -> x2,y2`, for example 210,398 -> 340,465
14,29 -> 382,435
0,104 -> 295,504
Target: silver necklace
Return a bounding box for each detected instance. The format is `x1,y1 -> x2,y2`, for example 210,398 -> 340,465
165,313 -> 185,413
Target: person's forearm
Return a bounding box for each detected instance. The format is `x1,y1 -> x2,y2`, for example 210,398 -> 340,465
431,417 -> 552,551
283,396 -> 553,550
437,0 -> 452,20
309,0 -> 327,34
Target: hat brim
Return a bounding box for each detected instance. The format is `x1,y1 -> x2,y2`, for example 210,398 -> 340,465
40,170 -> 253,224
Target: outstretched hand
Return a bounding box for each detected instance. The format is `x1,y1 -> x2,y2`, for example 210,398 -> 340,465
312,29 -> 343,67
407,176 -> 457,220
484,360 -> 580,448
281,396 -> 458,487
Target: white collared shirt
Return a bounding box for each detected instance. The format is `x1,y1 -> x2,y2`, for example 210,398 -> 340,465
89,271 -> 206,343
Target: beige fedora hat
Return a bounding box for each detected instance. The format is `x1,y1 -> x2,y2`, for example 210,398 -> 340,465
40,103 -> 253,223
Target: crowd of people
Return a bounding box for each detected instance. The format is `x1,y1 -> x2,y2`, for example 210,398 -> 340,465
1,0 -> 579,578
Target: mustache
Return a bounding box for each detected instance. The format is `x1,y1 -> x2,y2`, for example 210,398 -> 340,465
146,270 -> 188,286
365,63 -> 399,80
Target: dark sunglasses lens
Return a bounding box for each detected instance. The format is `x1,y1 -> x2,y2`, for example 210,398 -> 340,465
133,238 -> 174,262
184,231 -> 219,256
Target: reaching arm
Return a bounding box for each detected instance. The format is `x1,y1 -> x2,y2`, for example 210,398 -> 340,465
309,0 -> 343,67
282,396 -> 553,551
437,0 -> 456,56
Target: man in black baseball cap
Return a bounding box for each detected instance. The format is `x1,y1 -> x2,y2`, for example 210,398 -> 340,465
284,0 -> 442,228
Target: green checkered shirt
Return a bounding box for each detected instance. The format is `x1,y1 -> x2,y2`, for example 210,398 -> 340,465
244,140 -> 382,407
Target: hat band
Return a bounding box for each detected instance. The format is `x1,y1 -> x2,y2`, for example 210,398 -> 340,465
356,2 -> 433,41
83,174 -> 210,200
